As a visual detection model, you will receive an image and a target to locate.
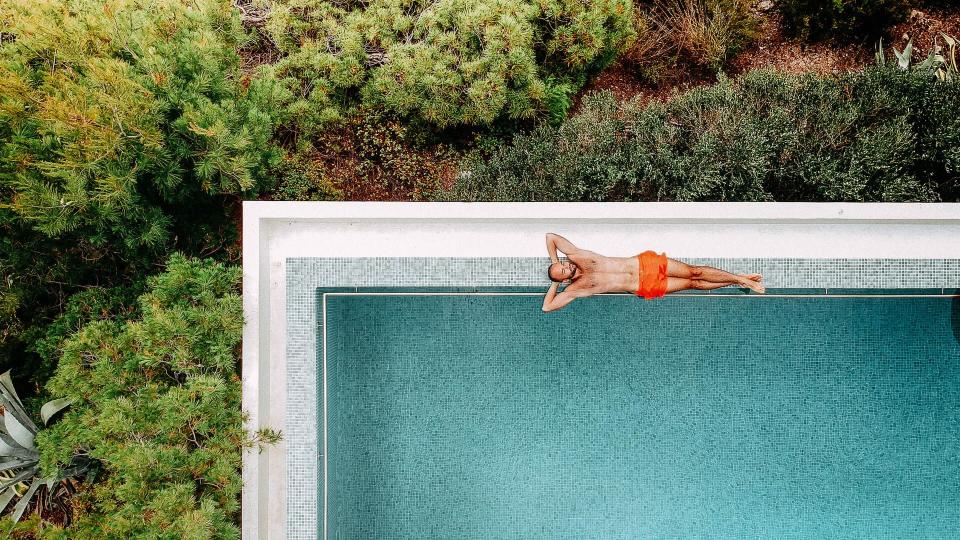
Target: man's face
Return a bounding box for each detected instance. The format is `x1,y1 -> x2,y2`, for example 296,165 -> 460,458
554,261 -> 578,283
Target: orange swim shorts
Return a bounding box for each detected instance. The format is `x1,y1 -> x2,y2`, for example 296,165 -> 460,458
636,250 -> 668,300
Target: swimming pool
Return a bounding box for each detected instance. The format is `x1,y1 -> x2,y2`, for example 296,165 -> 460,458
241,202 -> 960,539
321,291 -> 959,539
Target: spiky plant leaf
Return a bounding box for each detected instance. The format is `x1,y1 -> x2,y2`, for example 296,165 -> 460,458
0,433 -> 36,461
942,33 -> 957,73
0,487 -> 15,515
0,374 -> 78,523
0,458 -> 32,473
0,466 -> 37,493
893,40 -> 913,70
40,398 -> 73,426
0,371 -> 38,434
3,407 -> 35,449
11,476 -> 44,523
0,372 -> 27,412
916,52 -> 939,73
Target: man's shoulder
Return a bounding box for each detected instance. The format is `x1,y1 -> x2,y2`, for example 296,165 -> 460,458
565,278 -> 602,296
568,248 -> 603,263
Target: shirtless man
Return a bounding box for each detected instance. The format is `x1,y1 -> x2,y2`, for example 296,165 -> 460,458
542,233 -> 765,312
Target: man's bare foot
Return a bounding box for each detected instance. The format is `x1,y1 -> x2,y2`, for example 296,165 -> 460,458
739,276 -> 765,294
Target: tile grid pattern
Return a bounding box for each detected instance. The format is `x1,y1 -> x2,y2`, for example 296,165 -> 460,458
284,257 -> 960,540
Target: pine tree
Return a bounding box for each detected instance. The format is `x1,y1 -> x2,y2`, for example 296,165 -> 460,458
3,253 -> 280,539
261,0 -> 636,132
0,0 -> 282,254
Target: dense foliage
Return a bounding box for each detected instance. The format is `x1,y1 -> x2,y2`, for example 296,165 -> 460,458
0,0 -> 280,250
260,0 -> 636,132
0,0 -> 278,408
775,0 -> 912,41
271,111 -> 461,200
0,254 -> 269,539
447,66 -> 959,202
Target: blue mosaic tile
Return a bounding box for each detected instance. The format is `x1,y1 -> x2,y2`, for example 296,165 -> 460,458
827,288 -> 945,295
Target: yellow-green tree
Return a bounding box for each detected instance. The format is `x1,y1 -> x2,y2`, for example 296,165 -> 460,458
0,0 -> 281,251
0,0 -> 283,402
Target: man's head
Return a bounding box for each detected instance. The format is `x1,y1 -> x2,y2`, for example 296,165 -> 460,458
548,260 -> 579,283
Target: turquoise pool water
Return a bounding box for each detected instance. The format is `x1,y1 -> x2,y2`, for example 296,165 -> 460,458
322,293 -> 960,539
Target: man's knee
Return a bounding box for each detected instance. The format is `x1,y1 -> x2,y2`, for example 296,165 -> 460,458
691,279 -> 708,290
689,266 -> 703,278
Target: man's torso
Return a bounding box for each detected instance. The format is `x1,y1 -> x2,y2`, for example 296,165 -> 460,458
566,251 -> 641,294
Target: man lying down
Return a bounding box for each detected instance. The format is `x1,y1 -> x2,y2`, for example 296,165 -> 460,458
542,233 -> 765,313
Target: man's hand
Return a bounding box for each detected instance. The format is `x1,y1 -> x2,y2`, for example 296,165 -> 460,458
542,284 -> 581,312
542,281 -> 559,311
546,233 -> 559,263
546,233 -> 581,262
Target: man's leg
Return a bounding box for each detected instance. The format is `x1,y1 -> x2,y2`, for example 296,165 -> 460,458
666,258 -> 694,278
667,258 -> 763,292
666,277 -> 740,293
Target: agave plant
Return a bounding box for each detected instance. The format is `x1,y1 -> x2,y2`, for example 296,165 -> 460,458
0,370 -> 73,523
877,33 -> 959,81
927,33 -> 958,82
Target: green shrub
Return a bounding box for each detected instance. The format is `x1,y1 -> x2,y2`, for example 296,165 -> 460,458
0,208 -> 154,419
5,253 -> 279,538
776,0 -> 912,41
24,284 -> 146,405
0,512 -> 44,538
259,0 -> 635,132
446,65 -> 955,202
0,0 -> 283,410
868,59 -> 960,200
272,153 -> 344,201
283,111 -> 461,200
0,0 -> 282,254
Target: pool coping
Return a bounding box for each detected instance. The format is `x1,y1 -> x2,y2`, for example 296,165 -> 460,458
241,202 -> 960,540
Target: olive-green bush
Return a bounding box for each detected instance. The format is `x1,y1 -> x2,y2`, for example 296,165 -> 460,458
446,66 -> 958,202
259,0 -> 635,132
0,253 -> 278,538
0,0 -> 283,410
0,0 -> 281,250
776,0 -> 912,41
18,283 -> 147,418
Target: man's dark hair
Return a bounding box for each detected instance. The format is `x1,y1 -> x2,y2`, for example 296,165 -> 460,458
547,264 -> 559,282
547,262 -> 564,283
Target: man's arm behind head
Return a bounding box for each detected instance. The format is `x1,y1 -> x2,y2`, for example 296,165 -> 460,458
546,233 -> 582,258
542,286 -> 585,312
